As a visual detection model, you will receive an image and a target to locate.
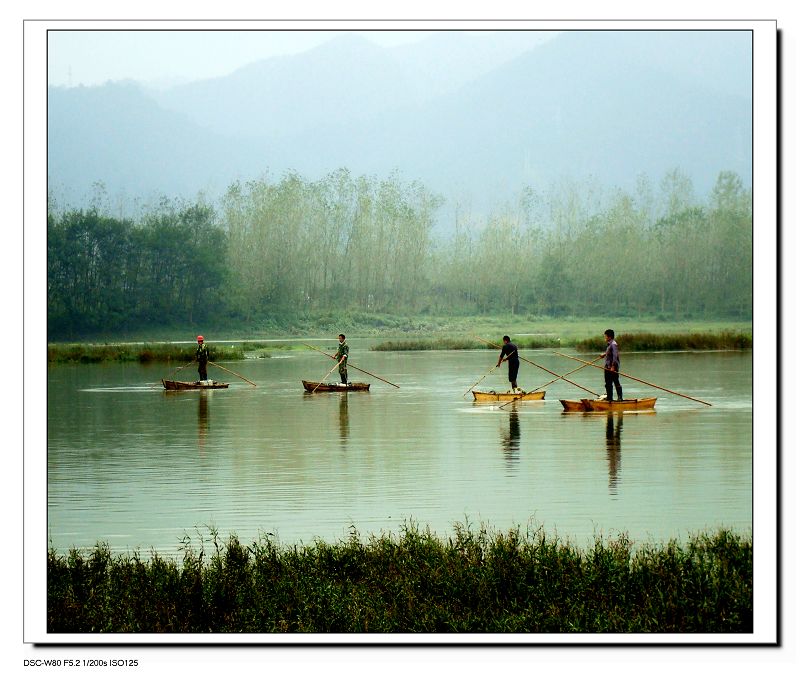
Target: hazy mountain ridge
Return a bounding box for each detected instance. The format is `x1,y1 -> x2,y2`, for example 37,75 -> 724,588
47,30 -> 752,214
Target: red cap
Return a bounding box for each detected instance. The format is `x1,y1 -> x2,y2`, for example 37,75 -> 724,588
197,335 -> 204,342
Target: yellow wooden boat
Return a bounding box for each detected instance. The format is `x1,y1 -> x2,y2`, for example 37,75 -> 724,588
560,397 -> 657,412
472,390 -> 545,402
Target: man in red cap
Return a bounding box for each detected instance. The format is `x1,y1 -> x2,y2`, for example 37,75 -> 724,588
195,335 -> 209,381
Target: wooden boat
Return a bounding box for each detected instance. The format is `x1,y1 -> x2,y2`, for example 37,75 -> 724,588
472,390 -> 545,402
560,397 -> 657,412
559,398 -> 588,412
162,379 -> 229,390
581,397 -> 656,411
302,380 -> 370,392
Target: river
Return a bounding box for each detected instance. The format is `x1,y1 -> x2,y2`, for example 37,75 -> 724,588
46,346 -> 752,556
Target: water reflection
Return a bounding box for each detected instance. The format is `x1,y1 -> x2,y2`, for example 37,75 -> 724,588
501,405 -> 521,464
605,413 -> 623,494
198,392 -> 209,454
338,393 -> 350,445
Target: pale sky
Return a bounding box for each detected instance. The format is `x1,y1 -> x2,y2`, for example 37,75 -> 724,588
47,30 -> 442,88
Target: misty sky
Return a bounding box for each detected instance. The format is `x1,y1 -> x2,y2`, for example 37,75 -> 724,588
47,30 -> 449,88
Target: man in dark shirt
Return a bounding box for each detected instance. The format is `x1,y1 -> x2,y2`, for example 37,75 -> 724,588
602,329 -> 623,401
497,335 -> 522,393
195,335 -> 209,381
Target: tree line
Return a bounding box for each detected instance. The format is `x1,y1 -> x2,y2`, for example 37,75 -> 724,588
47,168 -> 752,338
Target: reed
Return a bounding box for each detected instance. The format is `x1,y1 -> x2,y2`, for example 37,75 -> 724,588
574,331 -> 752,353
371,336 -> 562,351
371,338 -> 486,351
47,343 -> 245,364
47,523 -> 752,634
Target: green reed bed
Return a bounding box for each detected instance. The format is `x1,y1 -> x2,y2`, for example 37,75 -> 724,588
574,331 -> 752,353
371,337 -> 563,352
47,343 -> 245,364
371,338 -> 486,351
47,524 -> 752,634
372,331 -> 751,353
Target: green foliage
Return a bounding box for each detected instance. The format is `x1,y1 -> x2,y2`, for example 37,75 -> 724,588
48,200 -> 228,337
47,169 -> 752,340
48,525 -> 752,633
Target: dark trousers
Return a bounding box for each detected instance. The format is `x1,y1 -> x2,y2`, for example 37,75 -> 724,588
508,362 -> 520,388
339,368 -> 348,384
604,369 -> 622,400
198,363 -> 208,381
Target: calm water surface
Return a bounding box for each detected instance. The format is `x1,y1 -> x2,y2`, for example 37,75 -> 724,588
47,347 -> 752,555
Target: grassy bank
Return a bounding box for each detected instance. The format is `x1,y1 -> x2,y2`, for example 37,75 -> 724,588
372,331 -> 752,352
47,313 -> 752,345
48,524 -> 752,634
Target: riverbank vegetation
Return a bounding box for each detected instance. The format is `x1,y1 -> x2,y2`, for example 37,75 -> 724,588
46,343 -> 245,364
371,330 -> 751,352
47,168 -> 752,340
574,330 -> 752,352
47,524 -> 751,634
46,328 -> 752,362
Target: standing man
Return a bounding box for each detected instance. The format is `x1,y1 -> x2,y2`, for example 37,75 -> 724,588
602,329 -> 623,401
196,335 -> 210,382
497,335 -> 522,393
335,334 -> 349,386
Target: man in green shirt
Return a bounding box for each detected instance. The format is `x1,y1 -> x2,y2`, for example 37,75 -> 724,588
334,334 -> 349,385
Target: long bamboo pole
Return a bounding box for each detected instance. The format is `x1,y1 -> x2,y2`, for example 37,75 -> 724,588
553,351 -> 712,406
463,362 -> 502,397
171,358 -> 197,378
303,343 -> 400,388
312,358 -> 344,394
208,360 -> 257,387
475,336 -> 598,396
530,354 -> 605,393
496,354 -> 605,409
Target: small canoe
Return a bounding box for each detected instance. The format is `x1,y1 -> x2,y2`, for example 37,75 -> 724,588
162,379 -> 229,390
560,397 -> 657,412
302,380 -> 370,392
472,390 -> 545,402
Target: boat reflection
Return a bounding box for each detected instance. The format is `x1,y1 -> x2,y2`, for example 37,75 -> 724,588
605,413 -> 623,493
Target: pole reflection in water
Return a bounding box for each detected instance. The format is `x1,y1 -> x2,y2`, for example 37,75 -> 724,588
501,404 -> 521,464
605,413 -> 623,493
338,393 -> 349,445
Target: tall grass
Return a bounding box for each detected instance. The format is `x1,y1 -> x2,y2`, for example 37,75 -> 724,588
47,524 -> 752,633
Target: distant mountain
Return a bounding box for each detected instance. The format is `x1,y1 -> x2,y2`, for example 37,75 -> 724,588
48,81 -> 272,207
47,30 -> 752,215
150,32 -> 554,144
